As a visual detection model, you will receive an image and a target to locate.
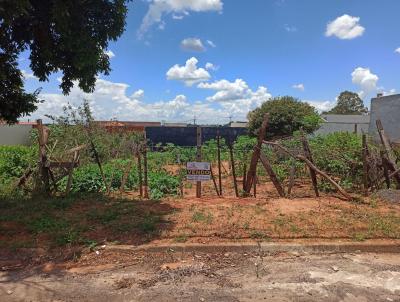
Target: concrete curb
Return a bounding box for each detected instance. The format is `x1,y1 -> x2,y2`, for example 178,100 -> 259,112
104,240 -> 400,254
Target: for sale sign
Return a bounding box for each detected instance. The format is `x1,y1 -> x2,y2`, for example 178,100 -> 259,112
186,162 -> 211,181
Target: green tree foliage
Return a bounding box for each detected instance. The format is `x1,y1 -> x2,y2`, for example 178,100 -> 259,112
325,91 -> 368,115
247,96 -> 321,139
0,0 -> 129,123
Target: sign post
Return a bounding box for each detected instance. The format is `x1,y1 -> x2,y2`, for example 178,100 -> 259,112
187,162 -> 211,182
196,127 -> 202,198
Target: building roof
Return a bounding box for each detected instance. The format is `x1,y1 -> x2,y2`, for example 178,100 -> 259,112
320,114 -> 370,124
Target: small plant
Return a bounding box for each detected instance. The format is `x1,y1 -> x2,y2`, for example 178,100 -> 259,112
174,234 -> 188,243
192,211 -> 213,224
138,214 -> 160,234
353,233 -> 366,242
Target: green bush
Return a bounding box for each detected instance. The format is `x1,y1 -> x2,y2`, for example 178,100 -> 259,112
60,160 -> 180,199
309,132 -> 364,189
0,145 -> 36,179
148,170 -> 180,199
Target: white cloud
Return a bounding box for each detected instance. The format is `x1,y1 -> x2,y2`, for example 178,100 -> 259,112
351,67 -> 379,98
304,100 -> 335,112
284,24 -> 297,32
21,70 -> 38,80
205,62 -> 219,71
292,83 -> 305,91
166,57 -> 211,86
180,38 -> 206,52
395,47 -> 400,54
197,79 -> 272,117
207,40 -> 216,48
377,87 -> 396,96
199,80 -> 272,118
138,0 -> 223,38
104,50 -> 115,58
26,78 -> 244,124
325,14 -> 365,40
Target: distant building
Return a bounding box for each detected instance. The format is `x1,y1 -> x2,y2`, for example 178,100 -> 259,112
228,121 -> 248,128
314,114 -> 370,135
0,121 -> 37,145
368,93 -> 400,144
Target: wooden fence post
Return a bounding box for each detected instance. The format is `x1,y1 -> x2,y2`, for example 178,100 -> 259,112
244,113 -> 269,193
242,162 -> 247,192
217,128 -> 223,196
259,152 -> 285,197
196,126 -> 202,198
143,140 -> 149,199
376,119 -> 400,188
36,119 -> 50,193
137,151 -> 143,198
210,166 -> 220,197
287,164 -> 296,196
362,134 -> 369,196
300,129 -> 319,197
228,143 -> 239,197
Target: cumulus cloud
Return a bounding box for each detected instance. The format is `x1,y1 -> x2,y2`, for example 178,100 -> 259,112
304,100 -> 335,113
197,78 -> 272,117
21,70 -> 38,80
166,57 -> 211,86
104,50 -> 115,58
351,67 -> 379,98
138,0 -> 223,38
292,83 -> 305,91
26,78 -> 253,124
205,62 -> 219,71
395,47 -> 400,54
325,14 -> 365,40
180,38 -> 206,52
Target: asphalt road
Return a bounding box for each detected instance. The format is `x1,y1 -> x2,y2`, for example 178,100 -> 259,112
1,251 -> 400,302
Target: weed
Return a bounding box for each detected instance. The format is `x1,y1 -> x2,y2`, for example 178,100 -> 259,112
192,211 -> 213,224
138,214 -> 160,234
353,233 -> 366,242
250,231 -> 269,240
174,234 -> 188,243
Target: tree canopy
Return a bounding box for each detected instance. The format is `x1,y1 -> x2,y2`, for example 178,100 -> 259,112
247,96 -> 321,139
0,0 -> 129,123
325,91 -> 368,115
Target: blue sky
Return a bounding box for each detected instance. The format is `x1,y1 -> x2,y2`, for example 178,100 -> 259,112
20,0 -> 400,124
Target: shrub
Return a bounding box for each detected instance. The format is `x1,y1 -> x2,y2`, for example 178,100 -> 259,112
148,170 -> 180,199
247,96 -> 322,139
0,145 -> 36,179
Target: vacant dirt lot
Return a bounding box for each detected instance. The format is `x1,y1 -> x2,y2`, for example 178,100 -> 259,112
1,249 -> 400,302
1,183 -> 399,265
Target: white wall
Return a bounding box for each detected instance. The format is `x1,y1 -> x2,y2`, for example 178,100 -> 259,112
0,125 -> 33,145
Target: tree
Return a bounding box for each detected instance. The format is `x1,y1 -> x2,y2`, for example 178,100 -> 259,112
325,91 -> 368,115
247,96 -> 321,139
0,0 -> 129,123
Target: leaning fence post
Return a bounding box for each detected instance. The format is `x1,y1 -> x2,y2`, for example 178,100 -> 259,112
259,152 -> 285,197
300,129 -> 319,197
376,119 -> 400,188
244,113 -> 269,193
228,142 -> 239,197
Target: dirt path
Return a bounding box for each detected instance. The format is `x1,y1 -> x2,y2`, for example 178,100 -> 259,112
1,249 -> 399,302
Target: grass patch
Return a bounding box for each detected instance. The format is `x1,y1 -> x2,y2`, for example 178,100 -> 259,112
174,234 -> 188,243
192,211 -> 213,224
